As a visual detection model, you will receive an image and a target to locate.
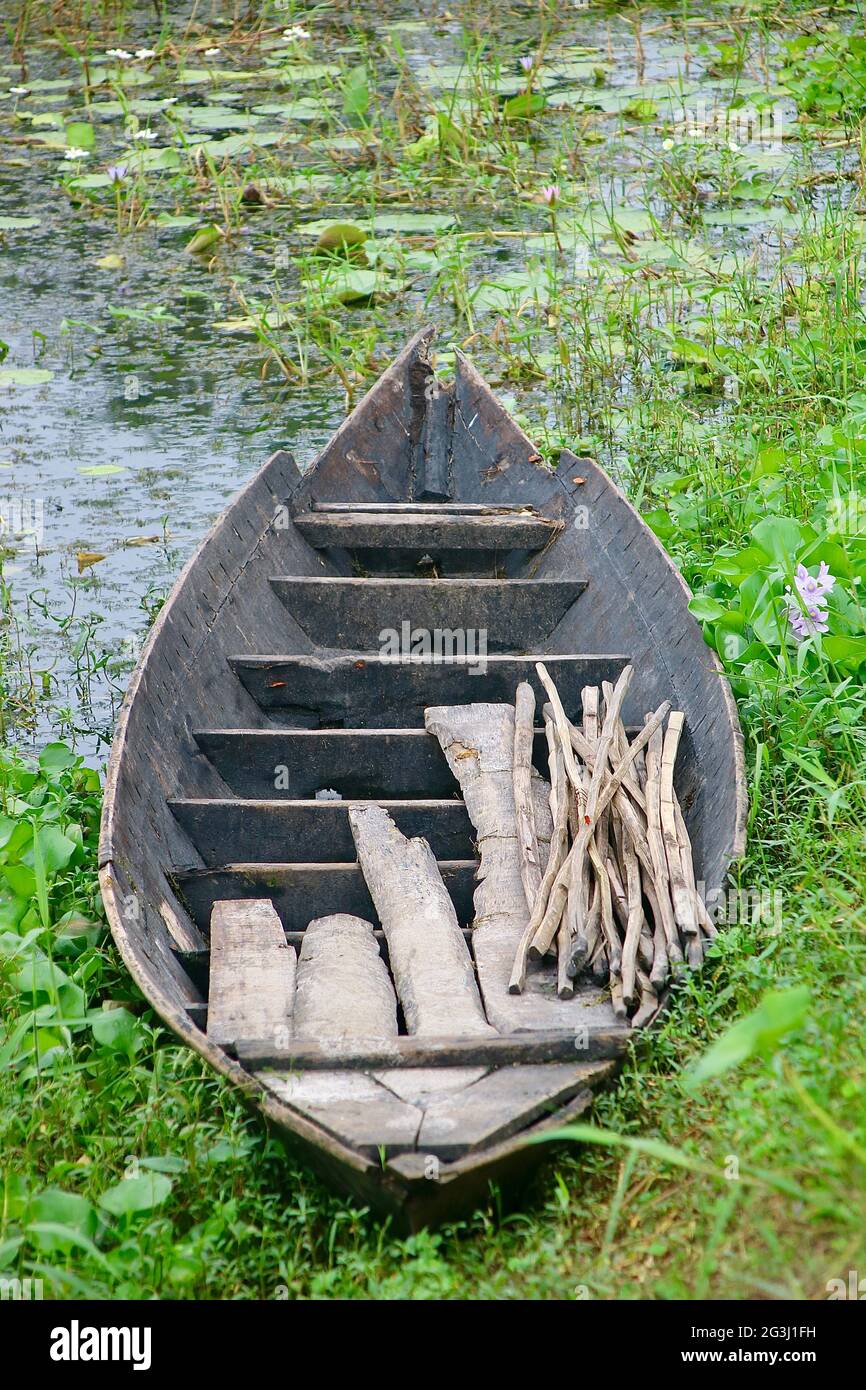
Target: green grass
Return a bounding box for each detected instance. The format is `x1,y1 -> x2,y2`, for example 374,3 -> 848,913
2,0 -> 866,1299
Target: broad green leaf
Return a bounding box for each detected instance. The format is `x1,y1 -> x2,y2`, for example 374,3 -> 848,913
686,987 -> 811,1089
688,595 -> 727,622
751,515 -> 805,566
38,743 -> 77,778
36,824 -> 78,875
342,64 -> 369,118
65,120 -> 95,150
91,1006 -> 142,1056
99,1173 -> 173,1218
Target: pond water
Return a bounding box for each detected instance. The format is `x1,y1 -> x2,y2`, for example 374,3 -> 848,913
0,1 -> 832,757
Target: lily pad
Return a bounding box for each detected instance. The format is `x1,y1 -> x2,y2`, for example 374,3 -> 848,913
0,367 -> 53,387
0,215 -> 40,230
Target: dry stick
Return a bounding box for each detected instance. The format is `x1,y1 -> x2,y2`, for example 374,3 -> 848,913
569,883 -> 602,980
508,723 -> 570,994
556,682 -> 602,998
601,679 -> 647,814
529,693 -> 670,958
620,823 -> 644,1007
536,662 -> 587,814
607,787 -> 671,988
659,711 -> 699,942
566,685 -> 602,976
674,797 -> 718,940
632,968 -> 661,1028
588,754 -> 672,983
562,666 -> 635,976
513,681 -> 543,911
609,972 -> 627,1020
611,811 -> 654,975
644,717 -> 684,971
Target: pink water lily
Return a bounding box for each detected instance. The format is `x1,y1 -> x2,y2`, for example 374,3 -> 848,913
541,183 -> 561,206
520,55 -> 535,72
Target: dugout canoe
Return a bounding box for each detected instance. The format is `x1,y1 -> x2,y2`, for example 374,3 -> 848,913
99,328 -> 746,1232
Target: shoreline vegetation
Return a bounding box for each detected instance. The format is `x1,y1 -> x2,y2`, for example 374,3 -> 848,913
1,0 -> 865,1298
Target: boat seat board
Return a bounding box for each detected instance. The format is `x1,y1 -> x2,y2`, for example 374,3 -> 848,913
172,860 -> 478,935
229,653 -> 630,728
234,1026 -> 629,1071
293,509 -> 561,553
269,577 -> 585,651
193,727 -> 577,799
206,899 -> 296,1049
168,798 -> 476,865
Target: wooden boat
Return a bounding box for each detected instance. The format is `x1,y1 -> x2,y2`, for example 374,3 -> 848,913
100,328 -> 746,1231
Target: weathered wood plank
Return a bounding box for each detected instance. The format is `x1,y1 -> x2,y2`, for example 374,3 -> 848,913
294,914 -> 398,1042
259,1070 -> 422,1157
349,804 -> 492,1036
293,510 -> 560,552
207,899 -> 295,1049
172,860 -> 478,934
230,653 -> 629,728
235,1027 -> 629,1070
193,728 -> 461,799
373,1067 -> 487,1107
168,798 -> 474,865
417,1061 -> 604,1158
270,577 -> 585,652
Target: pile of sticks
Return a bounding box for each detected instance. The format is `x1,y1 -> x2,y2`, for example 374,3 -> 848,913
508,662 -> 715,1027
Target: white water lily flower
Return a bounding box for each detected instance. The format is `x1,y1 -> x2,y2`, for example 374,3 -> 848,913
204,47 -> 221,56
106,48 -> 133,60
162,96 -> 178,106
135,48 -> 157,60
662,138 -> 674,151
132,129 -> 158,141
64,146 -> 90,160
10,86 -> 30,95
282,26 -> 311,41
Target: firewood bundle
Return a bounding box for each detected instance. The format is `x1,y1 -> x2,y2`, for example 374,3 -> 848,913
508,662 -> 715,1026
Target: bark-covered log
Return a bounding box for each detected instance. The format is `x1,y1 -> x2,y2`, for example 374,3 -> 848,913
294,914 -> 398,1042
348,804 -> 492,1036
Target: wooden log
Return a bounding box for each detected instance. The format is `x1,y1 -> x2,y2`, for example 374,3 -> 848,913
294,914 -> 398,1042
513,682 -> 542,910
207,899 -> 296,1049
348,804 -> 492,1036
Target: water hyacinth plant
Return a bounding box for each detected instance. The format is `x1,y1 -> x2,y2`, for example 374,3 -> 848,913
784,562 -> 836,641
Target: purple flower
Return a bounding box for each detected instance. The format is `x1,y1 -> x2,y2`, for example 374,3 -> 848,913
794,560 -> 834,603
520,55 -> 535,72
784,561 -> 836,642
105,164 -> 128,183
541,183 -> 561,206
